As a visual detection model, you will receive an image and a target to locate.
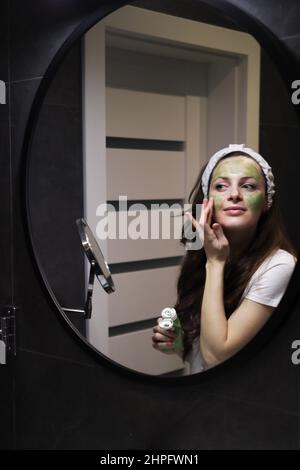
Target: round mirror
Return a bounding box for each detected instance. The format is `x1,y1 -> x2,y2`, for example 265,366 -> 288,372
26,1 -> 299,377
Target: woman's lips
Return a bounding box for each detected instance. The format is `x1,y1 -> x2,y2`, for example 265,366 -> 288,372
224,208 -> 246,216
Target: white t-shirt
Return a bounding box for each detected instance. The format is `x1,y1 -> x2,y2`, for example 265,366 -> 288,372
184,248 -> 297,375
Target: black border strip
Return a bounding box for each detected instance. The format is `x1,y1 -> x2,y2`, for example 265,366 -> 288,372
110,256 -> 182,274
107,136 -> 185,151
109,318 -> 157,336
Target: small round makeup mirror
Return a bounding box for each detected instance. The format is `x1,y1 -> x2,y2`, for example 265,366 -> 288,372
62,218 -> 115,319
76,218 -> 115,294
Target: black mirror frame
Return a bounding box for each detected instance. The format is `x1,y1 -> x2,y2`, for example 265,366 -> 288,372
22,0 -> 300,384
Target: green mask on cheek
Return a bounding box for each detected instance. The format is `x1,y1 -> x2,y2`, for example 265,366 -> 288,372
213,194 -> 223,210
245,192 -> 264,212
209,192 -> 264,213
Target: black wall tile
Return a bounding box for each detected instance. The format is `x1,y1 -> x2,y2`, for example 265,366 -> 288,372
282,35 -> 300,63
192,294 -> 300,414
10,0 -> 127,82
15,352 -> 103,449
10,79 -> 41,172
43,42 -> 83,109
24,42 -> 86,336
133,0 -> 245,31
259,124 -> 300,252
29,104 -> 85,311
15,350 -> 227,450
152,394 -> 226,450
0,97 -> 11,309
0,0 -> 9,82
224,399 -> 298,449
0,364 -> 15,449
229,0 -> 300,39
9,79 -> 91,362
260,48 -> 299,127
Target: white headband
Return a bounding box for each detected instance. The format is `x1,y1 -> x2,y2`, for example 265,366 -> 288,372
201,144 -> 276,209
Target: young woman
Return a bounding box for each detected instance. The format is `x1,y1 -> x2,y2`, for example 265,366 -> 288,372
152,144 -> 298,374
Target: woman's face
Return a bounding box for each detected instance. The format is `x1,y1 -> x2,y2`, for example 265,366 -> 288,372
208,155 -> 267,231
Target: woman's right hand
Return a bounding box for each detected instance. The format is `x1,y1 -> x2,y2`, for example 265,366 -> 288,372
152,318 -> 176,354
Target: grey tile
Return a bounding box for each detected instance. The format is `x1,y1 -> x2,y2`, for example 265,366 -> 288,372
133,0 -> 245,31
229,0 -> 300,39
191,292 -> 300,414
225,399 -> 298,449
282,35 -> 300,63
260,48 -> 299,127
0,0 -> 8,82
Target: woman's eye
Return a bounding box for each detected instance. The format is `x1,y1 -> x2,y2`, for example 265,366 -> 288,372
215,183 -> 256,190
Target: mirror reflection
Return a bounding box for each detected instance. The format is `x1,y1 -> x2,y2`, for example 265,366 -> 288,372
28,3 -> 298,376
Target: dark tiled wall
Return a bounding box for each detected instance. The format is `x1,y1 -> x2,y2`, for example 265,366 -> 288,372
28,43 -> 86,334
259,47 -> 300,250
1,0 -> 300,450
0,0 -> 14,451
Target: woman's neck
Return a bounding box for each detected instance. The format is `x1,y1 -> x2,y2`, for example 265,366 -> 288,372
223,226 -> 256,261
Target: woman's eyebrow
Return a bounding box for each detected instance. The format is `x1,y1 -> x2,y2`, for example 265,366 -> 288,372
213,175 -> 258,182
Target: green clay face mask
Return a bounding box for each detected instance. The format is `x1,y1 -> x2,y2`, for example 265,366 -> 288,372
244,192 -> 265,213
214,194 -> 223,210
212,158 -> 264,184
208,156 -> 266,213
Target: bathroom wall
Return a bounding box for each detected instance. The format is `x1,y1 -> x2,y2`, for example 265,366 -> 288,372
1,0 -> 300,450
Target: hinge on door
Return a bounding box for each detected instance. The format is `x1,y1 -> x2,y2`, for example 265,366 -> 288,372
0,306 -> 17,365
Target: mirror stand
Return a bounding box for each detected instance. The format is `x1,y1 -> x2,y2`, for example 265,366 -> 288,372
62,261 -> 96,320
62,260 -> 96,320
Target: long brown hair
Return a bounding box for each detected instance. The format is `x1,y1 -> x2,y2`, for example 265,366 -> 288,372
175,152 -> 298,361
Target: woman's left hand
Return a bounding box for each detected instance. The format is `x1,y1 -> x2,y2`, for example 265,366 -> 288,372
187,196 -> 230,263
